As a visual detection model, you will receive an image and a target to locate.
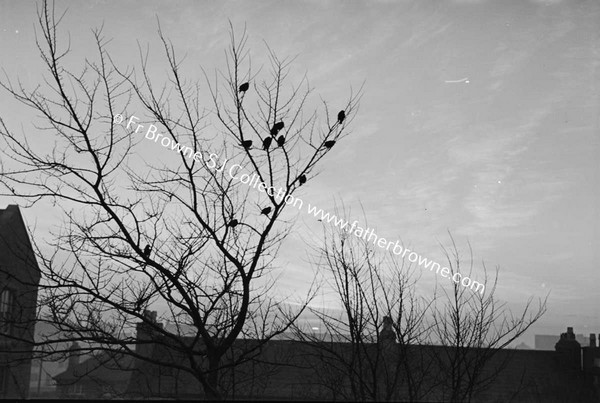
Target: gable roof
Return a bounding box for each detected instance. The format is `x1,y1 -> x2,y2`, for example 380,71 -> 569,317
53,352 -> 135,385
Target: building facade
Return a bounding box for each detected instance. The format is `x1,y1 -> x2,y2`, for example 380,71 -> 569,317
0,205 -> 41,398
53,316 -> 600,401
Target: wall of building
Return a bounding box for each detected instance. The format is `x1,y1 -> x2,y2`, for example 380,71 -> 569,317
0,205 -> 41,399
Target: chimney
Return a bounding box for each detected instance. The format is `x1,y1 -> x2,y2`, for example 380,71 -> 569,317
136,310 -> 163,357
142,309 -> 158,323
555,326 -> 581,370
582,332 -> 600,373
68,341 -> 80,369
379,316 -> 396,344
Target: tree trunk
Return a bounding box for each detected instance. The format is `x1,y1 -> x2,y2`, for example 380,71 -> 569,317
205,355 -> 222,400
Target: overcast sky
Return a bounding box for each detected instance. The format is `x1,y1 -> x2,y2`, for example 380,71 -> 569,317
1,0 -> 598,345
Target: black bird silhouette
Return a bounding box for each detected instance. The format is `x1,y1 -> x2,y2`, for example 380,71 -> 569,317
270,121 -> 285,136
261,207 -> 272,215
228,219 -> 239,228
241,140 -> 253,150
277,135 -> 285,147
337,110 -> 346,124
324,140 -> 336,149
263,137 -> 272,150
239,82 -> 249,92
143,244 -> 151,258
298,174 -> 307,185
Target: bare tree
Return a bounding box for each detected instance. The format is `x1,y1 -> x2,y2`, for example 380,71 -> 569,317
297,212 -> 546,402
0,1 -> 360,399
428,236 -> 547,402
292,211 -> 433,401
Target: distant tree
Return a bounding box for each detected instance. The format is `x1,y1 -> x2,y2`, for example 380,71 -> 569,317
297,213 -> 547,402
292,211 -> 434,401
0,1 -> 360,399
428,236 -> 546,402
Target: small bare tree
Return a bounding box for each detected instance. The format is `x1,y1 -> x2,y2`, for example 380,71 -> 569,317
298,213 -> 546,402
292,212 -> 433,401
0,1 -> 360,399
428,236 -> 547,402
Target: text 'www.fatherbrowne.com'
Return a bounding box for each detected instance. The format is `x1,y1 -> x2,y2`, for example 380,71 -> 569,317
304,206 -> 485,295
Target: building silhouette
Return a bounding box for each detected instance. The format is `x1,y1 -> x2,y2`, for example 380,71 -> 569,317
54,346 -> 133,399
536,331 -> 589,350
0,205 -> 41,398
53,312 -> 600,401
29,321 -> 73,397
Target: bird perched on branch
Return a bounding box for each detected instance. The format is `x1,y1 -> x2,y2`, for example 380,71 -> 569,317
270,121 -> 285,136
239,82 -> 249,92
261,207 -> 272,216
263,137 -> 272,150
277,135 -> 285,147
337,110 -> 346,124
143,244 -> 151,258
324,140 -> 336,149
241,140 -> 253,150
228,219 -> 239,228
298,174 -> 307,185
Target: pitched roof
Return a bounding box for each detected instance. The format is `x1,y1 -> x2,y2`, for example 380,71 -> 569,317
53,352 -> 135,385
0,204 -> 41,279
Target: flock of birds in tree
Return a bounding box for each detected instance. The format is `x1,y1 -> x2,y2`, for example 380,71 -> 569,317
138,85 -> 346,260
237,82 -> 345,152
233,82 -> 345,228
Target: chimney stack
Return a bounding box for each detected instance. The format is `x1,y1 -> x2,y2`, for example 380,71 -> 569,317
379,316 -> 396,344
555,326 -> 581,370
143,309 -> 158,323
136,310 -> 163,356
68,341 -> 80,369
582,332 -> 600,374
